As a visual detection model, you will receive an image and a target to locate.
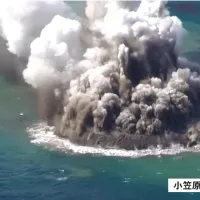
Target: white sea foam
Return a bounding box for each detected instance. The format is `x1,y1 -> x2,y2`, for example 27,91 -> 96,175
27,123 -> 200,159
56,177 -> 68,181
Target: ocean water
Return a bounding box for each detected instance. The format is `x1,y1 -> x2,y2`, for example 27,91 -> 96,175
1,1 -> 200,200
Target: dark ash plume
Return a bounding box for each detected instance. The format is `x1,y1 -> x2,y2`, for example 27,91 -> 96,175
37,84 -> 64,126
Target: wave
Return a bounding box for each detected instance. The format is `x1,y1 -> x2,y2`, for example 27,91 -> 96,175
28,123 -> 200,158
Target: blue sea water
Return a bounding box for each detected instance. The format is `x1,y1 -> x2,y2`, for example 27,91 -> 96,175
1,1 -> 200,200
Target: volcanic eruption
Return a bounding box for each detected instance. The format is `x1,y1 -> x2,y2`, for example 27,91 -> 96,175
0,0 -> 200,150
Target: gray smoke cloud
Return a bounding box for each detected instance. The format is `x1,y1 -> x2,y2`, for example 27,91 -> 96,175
0,0 -> 200,150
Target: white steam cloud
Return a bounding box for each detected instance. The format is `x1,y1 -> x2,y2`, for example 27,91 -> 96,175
0,0 -> 78,58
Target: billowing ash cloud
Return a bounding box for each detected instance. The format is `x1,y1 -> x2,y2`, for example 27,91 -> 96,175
1,0 -> 200,150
